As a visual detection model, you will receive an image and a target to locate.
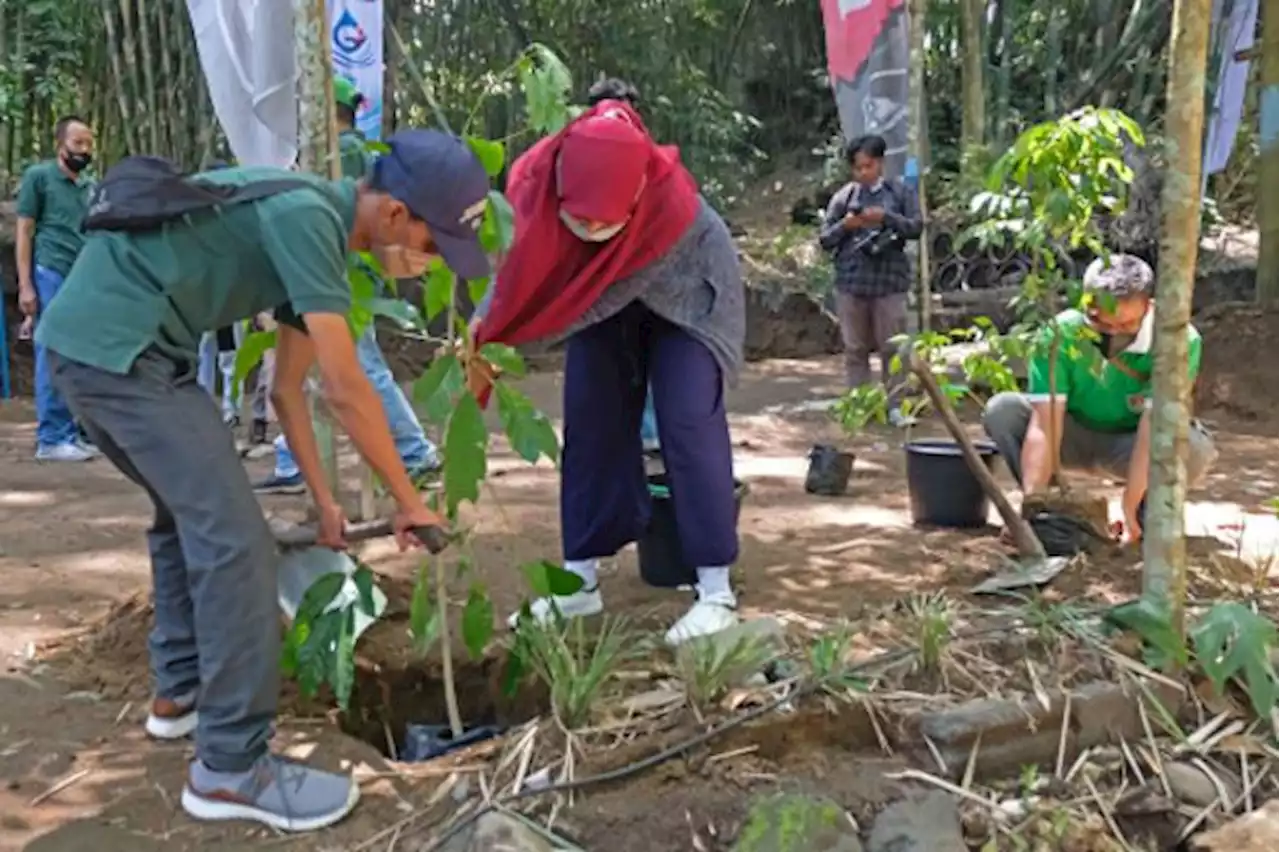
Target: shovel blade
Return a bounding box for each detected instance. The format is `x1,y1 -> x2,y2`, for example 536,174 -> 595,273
277,548 -> 387,641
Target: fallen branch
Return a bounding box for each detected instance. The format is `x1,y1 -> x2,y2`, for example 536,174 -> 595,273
908,350 -> 1046,559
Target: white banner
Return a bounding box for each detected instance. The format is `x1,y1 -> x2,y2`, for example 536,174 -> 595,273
186,0 -> 298,167
328,0 -> 385,141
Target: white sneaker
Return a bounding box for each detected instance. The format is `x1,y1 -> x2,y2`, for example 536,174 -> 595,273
665,593 -> 739,646
507,587 -> 604,629
888,409 -> 917,428
35,442 -> 95,462
145,693 -> 198,740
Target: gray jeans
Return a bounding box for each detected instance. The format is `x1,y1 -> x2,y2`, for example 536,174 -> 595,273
982,391 -> 1218,488
51,350 -> 278,773
834,290 -> 907,397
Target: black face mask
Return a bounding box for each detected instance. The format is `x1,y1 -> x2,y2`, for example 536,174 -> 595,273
62,151 -> 92,173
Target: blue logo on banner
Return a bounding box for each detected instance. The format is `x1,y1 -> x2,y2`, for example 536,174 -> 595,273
333,8 -> 374,69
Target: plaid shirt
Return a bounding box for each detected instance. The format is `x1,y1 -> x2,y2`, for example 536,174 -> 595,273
818,178 -> 923,297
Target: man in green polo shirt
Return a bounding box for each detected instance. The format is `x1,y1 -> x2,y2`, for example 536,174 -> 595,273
35,130 -> 492,833
15,115 -> 97,462
983,253 -> 1217,544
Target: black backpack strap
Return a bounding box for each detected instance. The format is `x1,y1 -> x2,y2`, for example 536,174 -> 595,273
190,176 -> 316,206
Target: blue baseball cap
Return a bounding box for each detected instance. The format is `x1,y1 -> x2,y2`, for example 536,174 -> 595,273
374,129 -> 491,280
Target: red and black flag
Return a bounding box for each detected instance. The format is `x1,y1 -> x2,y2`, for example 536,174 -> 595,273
821,0 -> 912,177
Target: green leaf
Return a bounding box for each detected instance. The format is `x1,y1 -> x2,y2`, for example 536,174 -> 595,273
521,559 -> 586,597
443,391 -> 489,515
468,277 -> 492,309
412,354 -> 465,429
494,383 -> 561,466
332,610 -> 357,711
465,136 -> 505,178
409,567 -> 440,656
1190,603 -> 1279,722
519,44 -> 573,135
1104,599 -> 1189,669
232,329 -> 276,390
461,584 -> 495,660
479,343 -> 526,378
295,572 -> 348,623
423,258 -> 456,321
479,190 -> 516,254
367,297 -> 423,330
352,566 -> 378,617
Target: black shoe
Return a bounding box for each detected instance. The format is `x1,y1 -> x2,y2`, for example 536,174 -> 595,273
250,418 -> 268,445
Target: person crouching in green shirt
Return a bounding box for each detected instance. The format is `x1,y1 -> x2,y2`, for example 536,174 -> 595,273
35,130 -> 492,833
982,254 -> 1217,544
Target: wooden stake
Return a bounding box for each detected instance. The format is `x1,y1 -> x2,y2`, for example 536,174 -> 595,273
908,351 -> 1046,559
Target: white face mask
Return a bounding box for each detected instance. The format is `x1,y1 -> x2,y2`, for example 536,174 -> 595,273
374,244 -> 433,279
559,209 -> 626,242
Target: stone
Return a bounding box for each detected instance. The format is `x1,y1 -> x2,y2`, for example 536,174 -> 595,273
865,791 -> 967,852
1162,760 -> 1241,809
1190,799 -> 1280,852
440,810 -> 566,852
733,793 -> 864,852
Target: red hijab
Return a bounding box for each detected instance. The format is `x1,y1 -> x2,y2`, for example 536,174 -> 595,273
474,101 -> 700,348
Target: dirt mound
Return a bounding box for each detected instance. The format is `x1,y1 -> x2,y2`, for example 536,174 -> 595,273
1195,301 -> 1278,424
41,578 -> 545,757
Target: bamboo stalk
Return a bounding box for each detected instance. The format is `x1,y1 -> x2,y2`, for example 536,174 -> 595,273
102,4 -> 135,155
136,0 -> 160,153
155,0 -> 178,158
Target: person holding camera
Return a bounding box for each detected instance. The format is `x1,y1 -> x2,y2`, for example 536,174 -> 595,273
819,135 -> 922,426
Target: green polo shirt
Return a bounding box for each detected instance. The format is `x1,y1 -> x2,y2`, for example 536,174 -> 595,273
16,160 -> 94,276
1026,308 -> 1202,433
36,166 -> 357,374
338,128 -> 373,180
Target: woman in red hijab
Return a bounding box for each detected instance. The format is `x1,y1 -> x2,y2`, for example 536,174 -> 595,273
474,101 -> 746,646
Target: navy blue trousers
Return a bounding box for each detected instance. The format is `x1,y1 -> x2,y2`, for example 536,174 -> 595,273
561,303 -> 739,567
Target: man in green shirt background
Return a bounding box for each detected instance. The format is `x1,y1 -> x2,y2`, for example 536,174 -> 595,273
983,254 -> 1218,544
15,115 -> 97,462
36,130 -> 492,833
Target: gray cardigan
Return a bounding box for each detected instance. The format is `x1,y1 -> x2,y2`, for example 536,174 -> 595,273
480,197 -> 746,386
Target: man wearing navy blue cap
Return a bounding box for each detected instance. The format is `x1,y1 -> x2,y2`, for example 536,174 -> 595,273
35,129 -> 491,833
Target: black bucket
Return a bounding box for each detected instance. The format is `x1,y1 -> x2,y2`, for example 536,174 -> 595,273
805,444 -> 856,496
905,438 -> 999,528
637,474 -> 748,589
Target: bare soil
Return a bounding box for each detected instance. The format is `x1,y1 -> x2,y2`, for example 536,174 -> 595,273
1,351 -> 1276,851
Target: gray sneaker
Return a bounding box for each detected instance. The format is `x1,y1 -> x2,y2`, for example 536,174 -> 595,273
181,755 -> 359,832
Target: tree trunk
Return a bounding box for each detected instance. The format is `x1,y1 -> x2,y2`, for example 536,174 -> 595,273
960,0 -> 985,150
908,0 -> 931,332
293,0 -> 344,505
1143,0 -> 1212,638
1257,0 -> 1278,303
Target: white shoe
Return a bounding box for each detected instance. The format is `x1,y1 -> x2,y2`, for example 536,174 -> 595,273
665,593 -> 739,646
35,442 -> 95,462
145,693 -> 198,740
507,587 -> 604,629
888,409 -> 917,428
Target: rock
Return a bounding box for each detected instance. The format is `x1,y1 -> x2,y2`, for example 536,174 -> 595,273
1163,760 -> 1241,809
440,810 -> 565,852
865,791 -> 967,852
1190,799 -> 1280,852
743,285 -> 841,361
733,793 -> 864,852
